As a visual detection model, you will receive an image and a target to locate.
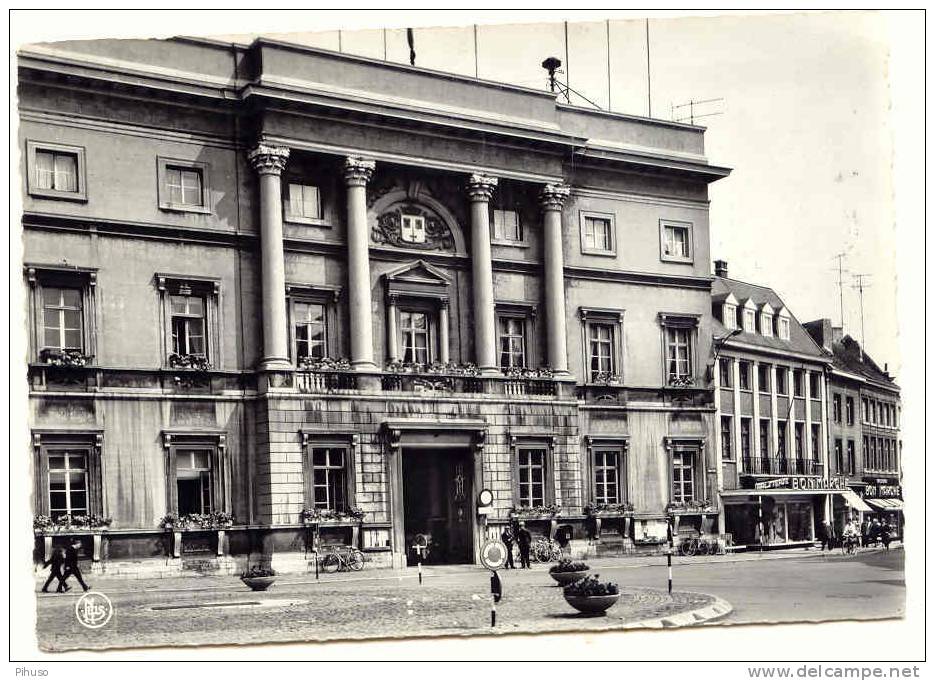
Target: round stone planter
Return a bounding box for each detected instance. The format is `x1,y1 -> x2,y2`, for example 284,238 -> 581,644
549,570 -> 589,586
563,592 -> 620,615
241,576 -> 276,592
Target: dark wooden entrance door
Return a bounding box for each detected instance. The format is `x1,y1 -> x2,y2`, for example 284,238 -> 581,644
402,448 -> 473,565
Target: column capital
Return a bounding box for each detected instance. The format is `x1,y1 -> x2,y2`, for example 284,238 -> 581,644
539,183 -> 571,211
465,174 -> 498,202
344,156 -> 376,186
247,143 -> 290,175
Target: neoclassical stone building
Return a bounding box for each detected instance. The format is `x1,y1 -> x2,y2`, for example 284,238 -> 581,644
20,36 -> 730,575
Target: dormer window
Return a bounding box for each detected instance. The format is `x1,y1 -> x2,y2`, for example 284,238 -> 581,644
777,307 -> 792,341
743,308 -> 756,333
759,303 -> 775,337
723,303 -> 737,330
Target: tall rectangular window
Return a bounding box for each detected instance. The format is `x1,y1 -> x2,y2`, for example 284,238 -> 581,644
777,421 -> 788,458
862,398 -> 869,422
492,209 -> 522,242
671,451 -> 695,503
740,418 -> 752,460
845,396 -> 855,426
811,424 -> 821,460
775,367 -> 788,395
739,361 -> 751,390
665,326 -> 693,382
294,301 -> 327,361
170,294 -> 207,357
794,423 -> 804,460
720,416 -> 733,460
400,310 -> 432,364
166,166 -> 204,207
778,317 -> 791,340
581,214 -> 614,254
759,420 -> 770,459
758,364 -> 770,393
793,369 -> 804,397
47,451 -> 88,517
846,440 -> 856,475
175,448 -> 213,516
311,447 -> 348,511
832,394 -> 842,423
517,448 -> 546,507
862,436 -> 869,469
286,182 -> 322,220
498,317 -> 527,369
809,372 -> 822,399
834,439 -> 844,474
588,322 -> 615,380
42,286 -> 84,351
719,358 -> 733,387
593,449 -> 621,505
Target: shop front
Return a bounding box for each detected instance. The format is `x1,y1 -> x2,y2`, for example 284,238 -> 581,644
722,474 -> 862,550
863,478 -> 903,540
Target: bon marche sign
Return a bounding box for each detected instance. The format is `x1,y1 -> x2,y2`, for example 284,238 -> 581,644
865,483 -> 902,499
753,476 -> 848,491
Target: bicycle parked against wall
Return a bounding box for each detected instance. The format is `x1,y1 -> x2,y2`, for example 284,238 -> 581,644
319,544 -> 365,573
677,535 -> 717,557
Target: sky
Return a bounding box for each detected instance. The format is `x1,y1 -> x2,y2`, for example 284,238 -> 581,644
214,12 -> 902,374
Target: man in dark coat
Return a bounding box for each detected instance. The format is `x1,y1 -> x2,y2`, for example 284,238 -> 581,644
62,538 -> 90,592
41,546 -> 68,593
516,522 -> 532,569
500,526 -> 515,569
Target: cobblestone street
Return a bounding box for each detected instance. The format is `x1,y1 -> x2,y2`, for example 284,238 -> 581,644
33,547 -> 904,651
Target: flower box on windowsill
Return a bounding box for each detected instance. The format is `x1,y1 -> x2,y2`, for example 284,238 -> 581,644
509,505 -> 562,520
33,514 -> 112,535
158,512 -> 234,531
300,508 -> 365,525
584,503 -> 634,518
666,500 -> 716,515
38,349 -> 94,368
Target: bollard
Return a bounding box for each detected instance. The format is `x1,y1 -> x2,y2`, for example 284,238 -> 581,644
418,560 -> 423,585
491,596 -> 496,627
315,550 -> 319,580
667,549 -> 672,594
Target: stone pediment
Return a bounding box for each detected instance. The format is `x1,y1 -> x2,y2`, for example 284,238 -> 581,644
384,260 -> 451,299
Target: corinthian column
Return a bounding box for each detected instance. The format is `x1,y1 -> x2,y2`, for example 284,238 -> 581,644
465,174 -> 498,375
344,156 -> 377,371
540,183 -> 571,375
247,143 -> 291,371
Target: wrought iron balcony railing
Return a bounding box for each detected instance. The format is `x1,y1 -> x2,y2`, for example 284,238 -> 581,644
741,456 -> 824,476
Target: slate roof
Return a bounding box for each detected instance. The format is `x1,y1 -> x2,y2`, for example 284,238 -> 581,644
712,276 -> 828,360
830,334 -> 899,390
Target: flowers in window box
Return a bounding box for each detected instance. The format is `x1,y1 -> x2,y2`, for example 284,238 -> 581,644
159,511 -> 233,530
34,513 -> 112,533
301,507 -> 365,523
39,348 -> 93,367
510,504 -> 562,518
503,366 -> 555,379
591,372 -> 621,385
666,499 -> 713,513
562,574 -> 619,597
584,502 -> 634,516
300,356 -> 351,371
168,353 -> 213,372
384,361 -> 480,376
668,375 -> 695,388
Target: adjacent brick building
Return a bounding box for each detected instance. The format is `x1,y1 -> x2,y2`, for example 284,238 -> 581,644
20,36 -> 732,575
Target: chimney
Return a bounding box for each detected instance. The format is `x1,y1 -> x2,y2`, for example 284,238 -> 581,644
831,326 -> 844,343
803,318 -> 834,352
714,259 -> 728,278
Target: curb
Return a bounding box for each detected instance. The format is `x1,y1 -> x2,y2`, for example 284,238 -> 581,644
622,594 -> 734,629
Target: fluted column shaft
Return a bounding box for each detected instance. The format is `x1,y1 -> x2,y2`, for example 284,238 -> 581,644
466,174 -> 498,375
540,184 -> 571,375
344,157 -> 377,370
248,144 -> 291,371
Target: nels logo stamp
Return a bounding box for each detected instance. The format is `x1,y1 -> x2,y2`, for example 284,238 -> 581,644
75,592 -> 114,629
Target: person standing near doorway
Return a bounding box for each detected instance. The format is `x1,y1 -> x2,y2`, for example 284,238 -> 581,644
62,538 -> 91,592
516,522 -> 532,569
500,525 -> 515,569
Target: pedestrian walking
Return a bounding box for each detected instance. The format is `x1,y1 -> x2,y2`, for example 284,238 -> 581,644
516,522 -> 532,569
880,522 -> 892,551
861,518 -> 871,548
500,526 -> 515,570
41,546 -> 68,593
62,538 -> 91,592
819,520 -> 833,551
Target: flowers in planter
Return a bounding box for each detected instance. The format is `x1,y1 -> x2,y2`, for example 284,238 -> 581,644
666,499 -> 713,513
299,356 -> 351,371
159,511 -> 234,530
549,559 -> 590,574
562,574 -> 619,597
241,565 -> 277,578
668,375 -> 696,388
503,366 -> 555,379
301,507 -> 365,523
584,501 -> 635,516
34,514 -> 112,533
384,360 -> 479,376
591,371 -> 621,385
39,348 -> 93,367
510,504 -> 562,518
168,353 -> 213,372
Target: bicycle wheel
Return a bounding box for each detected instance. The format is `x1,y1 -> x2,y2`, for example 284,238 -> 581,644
680,539 -> 697,557
697,540 -> 710,556
321,552 -> 341,573
347,549 -> 365,571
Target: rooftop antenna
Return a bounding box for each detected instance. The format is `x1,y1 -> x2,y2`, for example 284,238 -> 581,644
645,18 -> 651,117
540,56 -> 603,110
671,98 -> 725,124
831,252 -> 848,329
851,274 -> 872,354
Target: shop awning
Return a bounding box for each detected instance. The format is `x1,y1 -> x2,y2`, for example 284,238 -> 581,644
865,498 -> 904,511
839,488 -> 873,513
